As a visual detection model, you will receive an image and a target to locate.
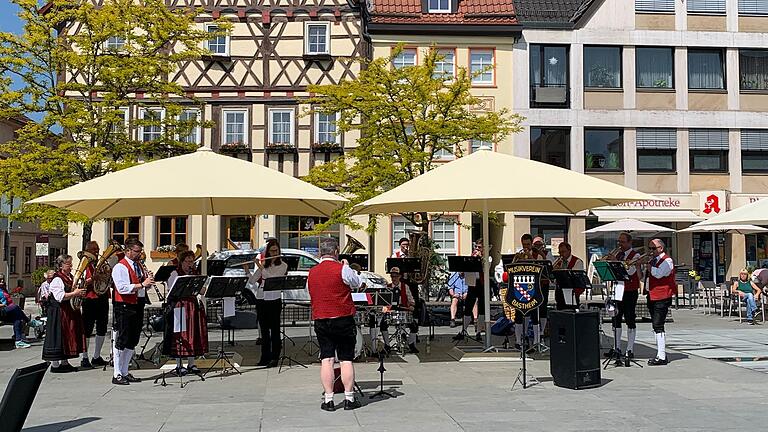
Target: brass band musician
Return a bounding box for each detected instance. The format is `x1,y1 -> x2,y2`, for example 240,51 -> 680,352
553,241 -> 585,309
42,254 -> 87,373
80,241 -> 110,369
605,232 -> 645,366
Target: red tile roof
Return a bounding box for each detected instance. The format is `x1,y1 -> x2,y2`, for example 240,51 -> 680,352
369,0 -> 519,25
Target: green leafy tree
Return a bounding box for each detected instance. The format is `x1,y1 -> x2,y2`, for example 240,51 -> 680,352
305,46 -> 523,234
0,0 -> 227,245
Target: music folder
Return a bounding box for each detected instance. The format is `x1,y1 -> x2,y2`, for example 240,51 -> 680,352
167,275 -> 208,301
262,275 -> 308,292
205,276 -> 248,299
386,257 -> 420,273
154,265 -> 176,283
447,256 -> 482,272
593,261 -> 630,282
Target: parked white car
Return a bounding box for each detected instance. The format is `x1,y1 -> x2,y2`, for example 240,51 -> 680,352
204,248 -> 388,305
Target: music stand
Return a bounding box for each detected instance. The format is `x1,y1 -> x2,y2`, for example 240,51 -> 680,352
553,270 -> 591,309
204,276 -> 247,377
0,362 -> 48,432
202,259 -> 227,276
263,275 -> 310,373
340,254 -> 369,271
592,262 -> 639,368
157,275 -> 208,387
386,257 -> 420,273
154,265 -> 176,283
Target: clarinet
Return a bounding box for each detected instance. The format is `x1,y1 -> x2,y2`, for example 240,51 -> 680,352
139,259 -> 165,302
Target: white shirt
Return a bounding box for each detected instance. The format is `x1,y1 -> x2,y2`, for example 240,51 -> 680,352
392,249 -> 406,258
246,261 -> 289,301
111,257 -> 146,297
650,253 -> 674,279
558,255 -> 585,271
38,280 -> 51,300
320,257 -> 363,289
49,276 -> 68,302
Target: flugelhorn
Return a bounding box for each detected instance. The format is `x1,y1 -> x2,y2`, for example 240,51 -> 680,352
71,250 -> 97,309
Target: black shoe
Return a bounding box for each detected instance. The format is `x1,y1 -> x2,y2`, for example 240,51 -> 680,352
81,358 -> 94,369
320,400 -> 336,412
268,360 -> 279,368
449,321 -> 457,328
344,398 -> 362,410
604,348 -> 617,358
188,366 -> 201,375
112,375 -> 130,385
257,359 -> 270,367
91,357 -> 107,367
50,366 -> 64,374
624,351 -> 634,367
408,343 -> 419,354
57,363 -> 77,373
475,332 -> 483,341
514,343 -> 522,351
647,357 -> 668,366
124,373 -> 142,382
383,345 -> 391,355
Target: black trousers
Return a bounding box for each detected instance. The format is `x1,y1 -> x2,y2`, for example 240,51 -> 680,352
649,297 -> 672,333
82,295 -> 109,337
113,302 -> 141,350
463,285 -> 485,317
612,290 -> 639,329
256,299 -> 282,362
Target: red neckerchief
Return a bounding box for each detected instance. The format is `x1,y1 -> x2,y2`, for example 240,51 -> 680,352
55,271 -> 74,291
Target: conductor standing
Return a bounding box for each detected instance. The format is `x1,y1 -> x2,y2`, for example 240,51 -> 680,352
308,238 -> 364,411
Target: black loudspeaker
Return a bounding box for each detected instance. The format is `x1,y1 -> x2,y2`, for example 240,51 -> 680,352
549,310 -> 601,390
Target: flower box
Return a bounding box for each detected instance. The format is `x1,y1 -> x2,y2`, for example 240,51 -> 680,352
312,142 -> 342,153
150,251 -> 174,259
266,143 -> 298,154
220,143 -> 250,153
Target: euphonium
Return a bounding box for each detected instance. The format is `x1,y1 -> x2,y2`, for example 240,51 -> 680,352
341,234 -> 366,255
71,250 -> 97,309
92,239 -> 122,296
408,230 -> 431,284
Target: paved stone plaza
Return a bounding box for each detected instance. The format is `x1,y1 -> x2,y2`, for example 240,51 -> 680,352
2,308 -> 767,432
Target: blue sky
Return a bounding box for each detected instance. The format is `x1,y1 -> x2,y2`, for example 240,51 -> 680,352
0,2 -> 22,34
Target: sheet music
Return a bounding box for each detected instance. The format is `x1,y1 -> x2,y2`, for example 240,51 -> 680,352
223,297 -> 236,318
612,282 -> 625,301
351,293 -> 368,302
173,307 -> 187,333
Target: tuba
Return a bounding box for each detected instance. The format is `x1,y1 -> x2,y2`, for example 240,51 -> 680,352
71,250 -> 97,310
341,234 -> 366,255
92,239 -> 122,296
194,244 -> 203,260
408,230 -> 431,284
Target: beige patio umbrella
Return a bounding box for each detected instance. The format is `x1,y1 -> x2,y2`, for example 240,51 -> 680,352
29,146 -> 347,273
351,148 -> 654,349
694,198 -> 768,227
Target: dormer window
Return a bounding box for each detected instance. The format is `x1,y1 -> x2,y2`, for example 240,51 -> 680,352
428,0 -> 451,13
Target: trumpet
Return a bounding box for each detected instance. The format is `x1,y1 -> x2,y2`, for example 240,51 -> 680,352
626,252 -> 653,266
600,247 -> 622,261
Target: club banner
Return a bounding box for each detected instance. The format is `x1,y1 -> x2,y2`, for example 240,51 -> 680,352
504,264 -> 544,316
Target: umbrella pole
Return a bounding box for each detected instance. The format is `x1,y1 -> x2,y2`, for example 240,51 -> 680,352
711,231 -> 716,285
482,201 -> 492,351
201,204 -> 208,276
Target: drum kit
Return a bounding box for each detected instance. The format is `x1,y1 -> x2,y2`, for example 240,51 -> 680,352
353,306 -> 413,360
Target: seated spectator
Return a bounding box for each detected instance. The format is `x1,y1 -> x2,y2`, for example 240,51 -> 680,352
446,272 -> 468,328
0,283 -> 42,348
733,269 -> 761,324
37,270 -> 55,316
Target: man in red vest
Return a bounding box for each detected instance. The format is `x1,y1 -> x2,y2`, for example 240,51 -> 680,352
110,238 -> 154,385
605,232 -> 644,366
646,238 -> 675,366
308,237 -> 364,411
80,241 -> 110,369
553,241 -> 585,310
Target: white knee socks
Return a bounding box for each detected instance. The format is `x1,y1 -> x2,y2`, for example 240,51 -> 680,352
656,332 -> 666,360
476,315 -> 485,334
113,349 -> 123,378
614,327 -> 623,350
408,332 -> 417,345
463,315 -> 471,331
381,331 -> 390,346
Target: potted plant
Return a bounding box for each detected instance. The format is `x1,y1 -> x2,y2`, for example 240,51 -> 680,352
589,64 -> 613,88
150,244 -> 176,259
653,78 -> 668,88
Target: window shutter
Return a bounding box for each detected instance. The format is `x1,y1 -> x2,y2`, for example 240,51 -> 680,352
741,130 -> 768,150
450,0 -> 459,13
637,128 -> 677,149
689,129 -> 729,149
635,0 -> 675,12
739,0 -> 768,15
687,0 -> 726,13
422,0 -> 429,13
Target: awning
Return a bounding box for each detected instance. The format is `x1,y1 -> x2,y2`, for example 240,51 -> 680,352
591,210 -> 703,222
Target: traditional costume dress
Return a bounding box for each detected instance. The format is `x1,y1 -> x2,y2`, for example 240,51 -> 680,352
43,271 -> 86,372
162,266 -> 208,372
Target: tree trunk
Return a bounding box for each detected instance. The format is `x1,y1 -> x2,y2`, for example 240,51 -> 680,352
81,220 -> 93,250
